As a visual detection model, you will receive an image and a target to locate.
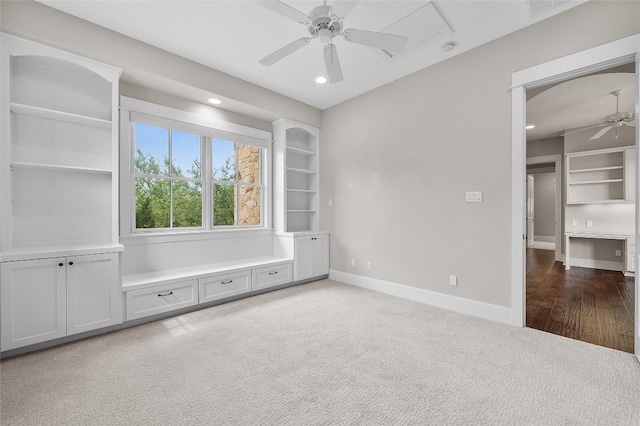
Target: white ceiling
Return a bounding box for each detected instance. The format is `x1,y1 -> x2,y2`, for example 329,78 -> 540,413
38,0 -> 587,110
527,72 -> 637,141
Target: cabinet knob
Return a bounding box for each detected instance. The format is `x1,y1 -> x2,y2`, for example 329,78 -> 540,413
58,263 -> 64,267
68,261 -> 74,266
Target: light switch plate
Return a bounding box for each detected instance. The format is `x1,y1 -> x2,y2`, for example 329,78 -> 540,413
586,220 -> 593,227
465,191 -> 483,202
571,220 -> 578,226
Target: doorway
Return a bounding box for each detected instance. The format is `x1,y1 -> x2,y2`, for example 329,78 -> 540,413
511,35 -> 640,361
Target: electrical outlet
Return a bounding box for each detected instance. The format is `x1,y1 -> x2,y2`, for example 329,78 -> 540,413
329,199 -> 333,207
367,261 -> 372,270
449,275 -> 457,286
586,220 -> 593,227
351,259 -> 356,267
616,250 -> 622,257
571,220 -> 578,227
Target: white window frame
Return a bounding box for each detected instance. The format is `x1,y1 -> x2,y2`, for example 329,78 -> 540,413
132,123 -> 205,231
120,97 -> 272,238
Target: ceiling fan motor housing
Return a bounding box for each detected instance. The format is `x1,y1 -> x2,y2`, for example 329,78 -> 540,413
307,5 -> 343,38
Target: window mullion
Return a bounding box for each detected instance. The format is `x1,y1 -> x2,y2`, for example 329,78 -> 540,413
169,130 -> 174,228
235,143 -> 240,226
203,136 -> 211,231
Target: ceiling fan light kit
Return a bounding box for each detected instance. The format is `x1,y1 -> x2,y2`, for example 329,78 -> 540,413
258,0 -> 409,84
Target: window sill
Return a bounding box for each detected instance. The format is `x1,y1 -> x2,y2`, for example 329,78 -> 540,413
120,228 -> 274,246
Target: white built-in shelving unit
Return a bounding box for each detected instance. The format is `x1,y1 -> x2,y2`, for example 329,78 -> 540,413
273,119 -> 320,233
566,146 -> 636,204
272,119 -> 330,282
0,34 -> 123,352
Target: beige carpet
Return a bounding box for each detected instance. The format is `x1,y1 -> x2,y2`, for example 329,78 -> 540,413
1,279 -> 639,425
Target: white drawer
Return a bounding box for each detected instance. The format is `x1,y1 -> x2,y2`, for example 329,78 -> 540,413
199,270 -> 251,303
126,279 -> 198,321
252,263 -> 293,291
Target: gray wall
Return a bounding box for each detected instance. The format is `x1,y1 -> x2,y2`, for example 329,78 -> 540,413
527,137 -> 564,158
319,1 -> 639,307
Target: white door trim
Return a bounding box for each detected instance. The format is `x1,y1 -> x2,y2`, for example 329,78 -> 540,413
510,33 -> 640,362
634,51 -> 640,362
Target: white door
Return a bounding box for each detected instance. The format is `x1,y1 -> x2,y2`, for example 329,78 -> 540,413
0,258 -> 67,351
66,253 -> 121,335
527,175 -> 535,248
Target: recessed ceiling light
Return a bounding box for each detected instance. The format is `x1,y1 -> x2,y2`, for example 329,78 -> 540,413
315,76 -> 327,84
207,97 -> 222,105
525,124 -> 535,129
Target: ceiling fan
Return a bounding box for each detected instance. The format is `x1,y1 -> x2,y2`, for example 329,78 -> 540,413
257,0 -> 408,83
563,90 -> 636,140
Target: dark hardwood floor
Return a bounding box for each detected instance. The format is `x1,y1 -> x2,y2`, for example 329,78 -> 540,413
526,248 -> 635,353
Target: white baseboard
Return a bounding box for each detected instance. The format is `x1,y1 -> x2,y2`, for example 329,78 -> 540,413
531,241 -> 555,250
569,258 -> 624,272
329,270 -> 512,325
535,235 -> 555,243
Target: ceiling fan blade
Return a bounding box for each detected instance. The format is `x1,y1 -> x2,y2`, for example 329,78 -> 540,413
561,123 -> 606,137
323,44 -> 344,84
330,0 -> 359,20
256,0 -> 310,24
343,28 -> 408,52
259,37 -> 311,66
589,126 -> 612,140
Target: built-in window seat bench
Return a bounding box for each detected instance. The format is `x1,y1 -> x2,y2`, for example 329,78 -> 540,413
121,256 -> 294,321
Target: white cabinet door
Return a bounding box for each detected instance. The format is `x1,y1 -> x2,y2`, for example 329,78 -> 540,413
294,236 -> 314,282
67,253 -> 121,335
294,234 -> 330,281
313,234 -> 330,276
0,258 -> 67,351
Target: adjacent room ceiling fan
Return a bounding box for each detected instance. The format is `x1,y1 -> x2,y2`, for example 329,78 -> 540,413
563,90 -> 636,140
257,0 -> 408,83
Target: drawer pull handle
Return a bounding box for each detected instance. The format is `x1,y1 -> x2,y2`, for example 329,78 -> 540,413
157,291 -> 173,297
221,280 -> 233,285
268,271 -> 278,275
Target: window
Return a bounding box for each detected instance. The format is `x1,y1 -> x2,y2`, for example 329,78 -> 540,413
134,124 -> 203,229
212,139 -> 262,226
122,99 -> 270,234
